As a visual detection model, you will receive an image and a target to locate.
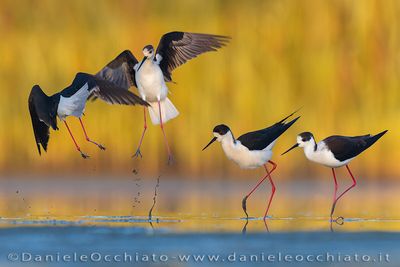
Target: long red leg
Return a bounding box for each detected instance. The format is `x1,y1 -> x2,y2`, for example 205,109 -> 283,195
268,160 -> 277,173
263,165 -> 276,220
331,168 -> 338,213
330,165 -> 357,217
79,118 -> 105,150
133,107 -> 147,158
242,160 -> 277,218
63,121 -> 89,158
158,100 -> 173,164
263,219 -> 270,233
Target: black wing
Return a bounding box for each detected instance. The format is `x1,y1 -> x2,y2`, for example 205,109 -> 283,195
324,130 -> 387,162
28,85 -> 57,155
96,50 -> 138,89
238,112 -> 300,151
89,50 -> 139,101
156,32 -> 230,82
85,73 -> 147,106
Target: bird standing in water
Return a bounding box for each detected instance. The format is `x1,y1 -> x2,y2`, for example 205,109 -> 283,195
95,32 -> 230,164
282,130 -> 387,221
203,111 -> 300,220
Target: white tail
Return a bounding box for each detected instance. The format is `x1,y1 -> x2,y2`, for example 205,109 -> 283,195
148,98 -> 179,125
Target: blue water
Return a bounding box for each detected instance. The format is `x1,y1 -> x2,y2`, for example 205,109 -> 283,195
0,226 -> 398,266
0,178 -> 398,266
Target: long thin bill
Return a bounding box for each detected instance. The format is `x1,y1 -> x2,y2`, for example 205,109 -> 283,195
281,143 -> 299,155
137,56 -> 147,70
202,137 -> 217,151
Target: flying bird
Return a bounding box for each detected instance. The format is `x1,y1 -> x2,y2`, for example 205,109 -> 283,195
202,111 -> 300,220
94,31 -> 230,164
282,130 -> 387,221
29,72 -> 148,158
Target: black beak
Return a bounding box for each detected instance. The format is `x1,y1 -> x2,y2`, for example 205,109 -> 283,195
202,137 -> 217,151
281,143 -> 299,155
137,57 -> 147,70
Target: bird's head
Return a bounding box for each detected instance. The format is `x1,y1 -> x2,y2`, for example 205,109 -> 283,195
296,132 -> 315,148
202,124 -> 231,151
282,132 -> 315,155
142,45 -> 154,58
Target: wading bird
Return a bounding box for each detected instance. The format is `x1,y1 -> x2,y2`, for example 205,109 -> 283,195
94,32 -> 230,164
202,112 -> 300,220
282,130 -> 387,220
29,72 -> 148,158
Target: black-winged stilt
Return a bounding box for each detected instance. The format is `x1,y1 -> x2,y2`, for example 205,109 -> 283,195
94,32 -> 230,164
282,130 -> 388,220
28,72 -> 148,158
202,111 -> 300,220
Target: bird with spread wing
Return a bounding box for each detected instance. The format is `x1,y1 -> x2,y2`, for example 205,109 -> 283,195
29,72 -> 148,158
93,31 -> 230,164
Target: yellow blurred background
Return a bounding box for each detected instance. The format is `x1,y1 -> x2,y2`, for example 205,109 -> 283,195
0,0 -> 399,179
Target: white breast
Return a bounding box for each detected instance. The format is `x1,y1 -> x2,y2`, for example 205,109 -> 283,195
57,83 -> 90,120
135,60 -> 168,102
221,140 -> 273,169
304,141 -> 352,168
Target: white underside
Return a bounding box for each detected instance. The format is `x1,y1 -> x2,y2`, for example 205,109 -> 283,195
135,60 -> 168,102
57,83 -> 90,120
135,59 -> 179,125
304,141 -> 353,168
148,98 -> 179,125
221,137 -> 274,169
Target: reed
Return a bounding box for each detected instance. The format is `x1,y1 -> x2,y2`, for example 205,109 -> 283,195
0,0 -> 398,179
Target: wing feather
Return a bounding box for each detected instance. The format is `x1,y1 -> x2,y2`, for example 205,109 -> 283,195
89,50 -> 139,101
28,86 -> 52,155
156,32 -> 230,81
238,113 -> 300,151
323,135 -> 370,161
91,76 -> 148,106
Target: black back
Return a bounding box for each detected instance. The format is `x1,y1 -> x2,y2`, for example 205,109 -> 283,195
59,72 -> 94,97
28,85 -> 59,155
324,130 -> 387,162
237,113 -> 300,151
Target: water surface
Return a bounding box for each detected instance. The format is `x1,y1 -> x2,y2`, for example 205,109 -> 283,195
0,178 -> 398,266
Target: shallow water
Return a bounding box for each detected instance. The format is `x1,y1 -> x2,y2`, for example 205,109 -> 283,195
0,178 -> 399,266
1,178 -> 399,231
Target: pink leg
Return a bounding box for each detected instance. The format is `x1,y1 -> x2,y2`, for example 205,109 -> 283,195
330,165 -> 357,217
133,107 -> 148,158
263,219 -> 270,233
331,168 -> 338,208
242,160 -> 277,218
268,160 -> 277,173
64,121 -> 89,158
79,118 -> 105,150
158,100 -> 173,164
263,165 -> 276,220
